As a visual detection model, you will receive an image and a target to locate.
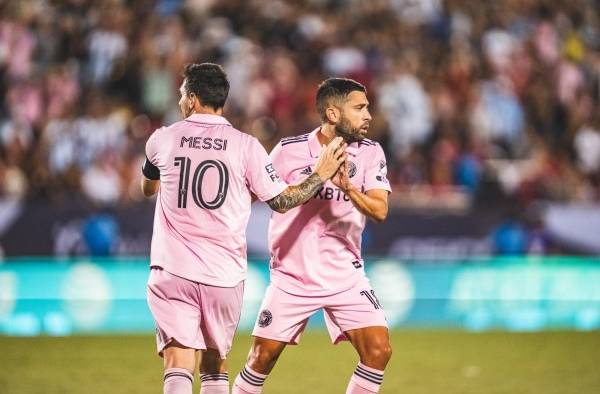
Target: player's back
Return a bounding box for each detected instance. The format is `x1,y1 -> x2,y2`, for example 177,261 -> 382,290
145,113 -> 283,286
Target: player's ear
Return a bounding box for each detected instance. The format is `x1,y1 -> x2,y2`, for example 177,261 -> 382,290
188,92 -> 196,110
326,106 -> 339,124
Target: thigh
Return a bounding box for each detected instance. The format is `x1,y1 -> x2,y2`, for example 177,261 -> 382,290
147,268 -> 205,355
324,278 -> 388,344
252,285 -> 321,345
198,280 -> 245,359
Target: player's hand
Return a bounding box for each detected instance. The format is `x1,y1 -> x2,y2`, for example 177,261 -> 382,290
314,137 -> 346,181
331,161 -> 354,192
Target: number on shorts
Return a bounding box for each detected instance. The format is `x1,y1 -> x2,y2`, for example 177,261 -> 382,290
360,289 -> 382,310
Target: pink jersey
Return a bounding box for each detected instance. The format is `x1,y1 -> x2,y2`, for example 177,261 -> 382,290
145,114 -> 287,287
268,128 -> 392,296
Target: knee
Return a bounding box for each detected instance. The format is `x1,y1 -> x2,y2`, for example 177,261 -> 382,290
362,341 -> 392,366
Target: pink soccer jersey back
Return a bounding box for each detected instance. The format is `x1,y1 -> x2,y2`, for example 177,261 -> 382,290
145,114 -> 287,286
268,128 -> 392,296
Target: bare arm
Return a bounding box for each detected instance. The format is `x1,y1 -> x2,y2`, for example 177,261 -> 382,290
332,161 -> 388,222
344,188 -> 388,222
141,176 -> 160,197
266,173 -> 324,213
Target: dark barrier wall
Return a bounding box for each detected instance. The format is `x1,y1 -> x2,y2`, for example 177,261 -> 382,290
1,200 -> 598,256
0,199 -> 527,257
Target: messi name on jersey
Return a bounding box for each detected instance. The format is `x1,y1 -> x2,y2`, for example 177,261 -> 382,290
180,136 -> 228,151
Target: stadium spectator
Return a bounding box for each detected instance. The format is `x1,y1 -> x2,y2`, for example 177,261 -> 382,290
0,0 -> 598,214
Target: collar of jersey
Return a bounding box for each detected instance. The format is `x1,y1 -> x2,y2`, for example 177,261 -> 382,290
185,113 -> 231,126
307,127 -> 360,158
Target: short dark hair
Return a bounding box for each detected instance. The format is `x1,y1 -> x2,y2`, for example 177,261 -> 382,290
183,63 -> 229,110
316,78 -> 367,121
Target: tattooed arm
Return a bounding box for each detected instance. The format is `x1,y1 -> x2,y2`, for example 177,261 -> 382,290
267,173 -> 325,213
266,136 -> 346,213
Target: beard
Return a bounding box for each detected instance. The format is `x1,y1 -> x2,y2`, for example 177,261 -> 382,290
335,116 -> 366,143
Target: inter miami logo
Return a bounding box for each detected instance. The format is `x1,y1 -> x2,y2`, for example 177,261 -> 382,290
347,161 -> 357,178
258,310 -> 273,327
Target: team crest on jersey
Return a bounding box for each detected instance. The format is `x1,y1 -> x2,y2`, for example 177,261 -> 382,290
347,161 -> 357,178
258,310 -> 273,327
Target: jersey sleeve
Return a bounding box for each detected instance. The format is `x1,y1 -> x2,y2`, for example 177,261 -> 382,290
142,128 -> 162,179
245,137 -> 288,202
268,141 -> 289,182
363,143 -> 392,193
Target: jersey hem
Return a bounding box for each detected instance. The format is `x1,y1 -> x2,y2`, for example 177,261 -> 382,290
150,263 -> 245,288
250,332 -> 301,345
269,271 -> 366,297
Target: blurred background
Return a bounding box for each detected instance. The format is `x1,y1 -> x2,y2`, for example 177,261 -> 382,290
1,0 -> 600,257
0,0 -> 599,393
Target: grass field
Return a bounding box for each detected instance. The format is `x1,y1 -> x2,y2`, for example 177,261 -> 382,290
1,330 -> 599,394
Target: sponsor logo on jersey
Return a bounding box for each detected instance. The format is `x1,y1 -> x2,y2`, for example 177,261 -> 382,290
314,186 -> 350,201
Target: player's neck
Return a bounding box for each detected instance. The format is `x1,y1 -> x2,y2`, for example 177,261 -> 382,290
190,106 -> 223,116
317,124 -> 337,145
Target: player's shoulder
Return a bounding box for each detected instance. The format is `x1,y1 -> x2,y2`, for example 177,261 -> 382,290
355,138 -> 386,165
147,125 -> 169,142
238,130 -> 264,150
279,132 -> 311,147
357,138 -> 383,153
152,118 -> 189,138
358,138 -> 378,148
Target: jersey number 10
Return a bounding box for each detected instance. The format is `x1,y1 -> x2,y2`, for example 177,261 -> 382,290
174,156 -> 229,210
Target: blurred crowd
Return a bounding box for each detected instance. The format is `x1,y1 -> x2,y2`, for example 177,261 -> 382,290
1,0 -> 600,207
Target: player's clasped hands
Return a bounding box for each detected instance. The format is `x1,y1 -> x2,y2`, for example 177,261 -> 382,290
331,160 -> 353,192
315,136 -> 347,181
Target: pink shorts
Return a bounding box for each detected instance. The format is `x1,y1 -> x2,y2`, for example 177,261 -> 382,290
147,268 -> 244,359
252,277 -> 388,345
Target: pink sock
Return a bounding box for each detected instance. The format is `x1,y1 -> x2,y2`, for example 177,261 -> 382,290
346,363 -> 384,393
200,373 -> 229,393
164,368 -> 193,394
232,364 -> 267,394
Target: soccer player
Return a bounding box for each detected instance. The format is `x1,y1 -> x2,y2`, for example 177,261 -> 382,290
141,63 -> 346,394
232,78 -> 392,394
